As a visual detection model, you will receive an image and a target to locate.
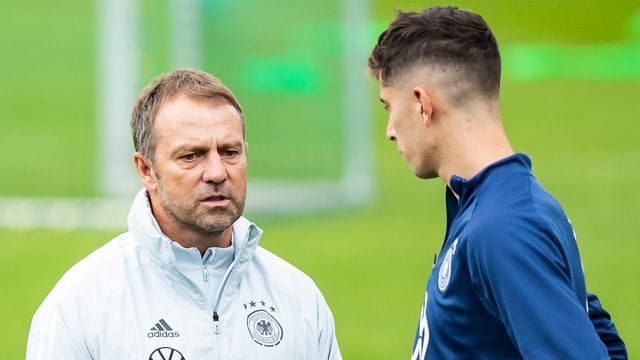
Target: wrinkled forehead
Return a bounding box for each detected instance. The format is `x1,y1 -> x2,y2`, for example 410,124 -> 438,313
155,96 -> 243,133
158,94 -> 242,123
159,93 -> 232,111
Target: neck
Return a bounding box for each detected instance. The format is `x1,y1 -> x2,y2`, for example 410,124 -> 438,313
438,102 -> 514,185
149,198 -> 233,256
167,226 -> 233,256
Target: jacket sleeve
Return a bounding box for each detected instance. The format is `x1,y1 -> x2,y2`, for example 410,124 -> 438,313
467,223 -> 609,359
315,290 -> 342,360
26,280 -> 92,359
587,292 -> 628,359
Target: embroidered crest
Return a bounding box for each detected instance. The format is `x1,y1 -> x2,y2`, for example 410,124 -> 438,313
438,238 -> 459,292
244,300 -> 283,347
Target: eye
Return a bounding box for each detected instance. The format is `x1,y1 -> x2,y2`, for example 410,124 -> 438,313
379,98 -> 389,111
180,153 -> 199,162
222,149 -> 240,158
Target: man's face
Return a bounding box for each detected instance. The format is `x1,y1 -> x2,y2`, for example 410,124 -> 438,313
379,83 -> 438,179
147,95 -> 247,236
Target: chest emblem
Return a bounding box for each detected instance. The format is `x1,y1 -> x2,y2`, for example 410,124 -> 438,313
244,299 -> 283,347
438,238 -> 459,292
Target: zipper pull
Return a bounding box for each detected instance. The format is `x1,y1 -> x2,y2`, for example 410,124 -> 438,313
213,311 -> 220,334
202,265 -> 208,282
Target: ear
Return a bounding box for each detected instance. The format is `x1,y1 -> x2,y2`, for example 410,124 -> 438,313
133,152 -> 158,191
412,86 -> 433,125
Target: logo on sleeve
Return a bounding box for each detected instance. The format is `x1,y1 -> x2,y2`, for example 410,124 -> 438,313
244,299 -> 283,347
438,238 -> 459,292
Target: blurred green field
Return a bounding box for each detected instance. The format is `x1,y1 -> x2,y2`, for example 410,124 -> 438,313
1,0 -> 639,358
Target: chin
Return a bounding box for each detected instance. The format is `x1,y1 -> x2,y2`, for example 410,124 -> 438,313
415,173 -> 439,180
412,166 -> 438,180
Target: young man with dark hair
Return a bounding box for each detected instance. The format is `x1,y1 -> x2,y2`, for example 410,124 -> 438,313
369,6 -> 626,359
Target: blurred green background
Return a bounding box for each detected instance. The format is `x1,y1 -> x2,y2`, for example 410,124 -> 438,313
1,0 -> 639,358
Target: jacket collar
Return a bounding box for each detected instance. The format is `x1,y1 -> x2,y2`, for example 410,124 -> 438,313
444,153 -> 532,234
127,189 -> 262,276
449,153 -> 532,204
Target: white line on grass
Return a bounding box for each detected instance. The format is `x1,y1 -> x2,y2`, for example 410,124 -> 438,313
0,180 -> 370,229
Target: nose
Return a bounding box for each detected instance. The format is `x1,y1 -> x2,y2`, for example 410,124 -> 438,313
202,153 -> 228,184
386,121 -> 396,141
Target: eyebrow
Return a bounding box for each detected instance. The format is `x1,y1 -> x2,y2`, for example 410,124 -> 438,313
169,144 -> 205,157
172,140 -> 245,154
219,139 -> 245,148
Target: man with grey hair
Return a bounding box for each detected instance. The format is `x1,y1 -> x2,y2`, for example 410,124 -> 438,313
27,68 -> 341,359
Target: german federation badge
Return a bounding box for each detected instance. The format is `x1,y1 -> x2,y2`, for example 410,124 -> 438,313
247,309 -> 283,347
438,238 -> 459,292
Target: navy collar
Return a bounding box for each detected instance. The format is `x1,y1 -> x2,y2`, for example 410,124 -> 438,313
449,153 -> 532,203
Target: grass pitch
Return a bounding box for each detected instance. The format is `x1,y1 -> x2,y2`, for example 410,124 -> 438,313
1,0 -> 639,358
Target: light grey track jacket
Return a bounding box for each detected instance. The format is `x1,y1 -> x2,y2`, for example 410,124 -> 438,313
27,190 -> 341,359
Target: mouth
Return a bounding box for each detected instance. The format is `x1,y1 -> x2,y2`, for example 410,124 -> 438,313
199,194 -> 231,206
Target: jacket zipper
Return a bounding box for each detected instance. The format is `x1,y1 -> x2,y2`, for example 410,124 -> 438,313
202,265 -> 209,282
214,310 -> 221,360
211,263 -> 234,360
210,226 -> 253,358
210,256 -> 237,336
213,311 -> 220,334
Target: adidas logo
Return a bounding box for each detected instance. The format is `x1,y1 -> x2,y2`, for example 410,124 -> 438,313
147,319 -> 180,338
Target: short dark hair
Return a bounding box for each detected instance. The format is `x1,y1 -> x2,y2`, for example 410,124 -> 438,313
131,68 -> 245,164
368,6 -> 501,99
